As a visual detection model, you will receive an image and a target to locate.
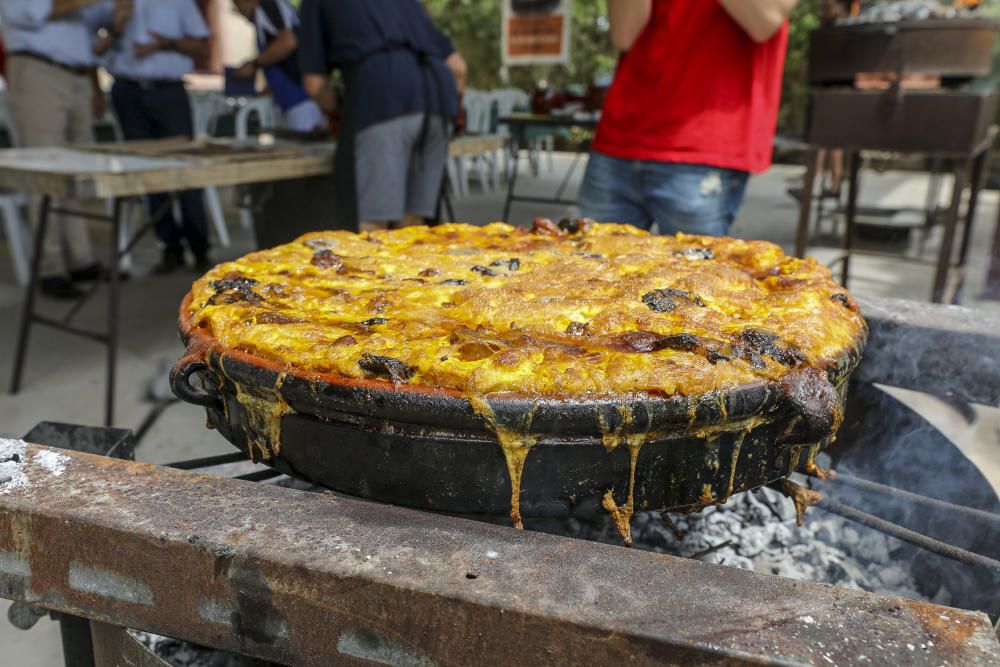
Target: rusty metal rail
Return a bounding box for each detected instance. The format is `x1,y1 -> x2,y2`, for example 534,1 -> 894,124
0,445 -> 998,666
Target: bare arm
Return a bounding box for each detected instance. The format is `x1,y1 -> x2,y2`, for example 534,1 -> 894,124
606,0 -> 652,51
255,28 -> 298,68
719,0 -> 798,43
445,51 -> 467,95
303,73 -> 336,114
135,33 -> 208,61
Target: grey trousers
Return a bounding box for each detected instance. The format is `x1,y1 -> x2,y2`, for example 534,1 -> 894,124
7,55 -> 97,278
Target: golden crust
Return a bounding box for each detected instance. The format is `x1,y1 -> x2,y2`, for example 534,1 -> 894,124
185,222 -> 867,397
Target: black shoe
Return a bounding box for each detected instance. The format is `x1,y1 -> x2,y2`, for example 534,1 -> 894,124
192,254 -> 213,274
40,276 -> 84,300
152,249 -> 186,276
69,263 -> 102,282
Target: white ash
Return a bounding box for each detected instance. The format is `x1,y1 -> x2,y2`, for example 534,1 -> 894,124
129,631 -> 256,667
32,449 -> 68,476
550,486 -> 943,603
0,438 -> 28,494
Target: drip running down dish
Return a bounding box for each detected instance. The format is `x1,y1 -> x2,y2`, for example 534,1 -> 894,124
172,220 -> 867,537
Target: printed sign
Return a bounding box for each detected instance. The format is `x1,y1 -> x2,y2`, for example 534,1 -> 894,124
502,0 -> 571,65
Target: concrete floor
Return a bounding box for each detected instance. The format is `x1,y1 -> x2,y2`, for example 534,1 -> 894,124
0,155 -> 998,664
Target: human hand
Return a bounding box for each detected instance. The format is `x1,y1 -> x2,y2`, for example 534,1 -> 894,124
232,61 -> 257,79
134,31 -> 170,59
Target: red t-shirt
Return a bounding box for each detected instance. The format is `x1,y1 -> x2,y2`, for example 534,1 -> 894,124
592,1 -> 789,174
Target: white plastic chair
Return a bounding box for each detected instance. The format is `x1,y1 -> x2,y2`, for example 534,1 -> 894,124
0,91 -> 32,285
450,90 -> 502,197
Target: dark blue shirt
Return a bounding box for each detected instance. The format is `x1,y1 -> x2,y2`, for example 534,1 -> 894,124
298,0 -> 458,132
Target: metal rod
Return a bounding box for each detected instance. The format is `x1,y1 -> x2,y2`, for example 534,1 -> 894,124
166,451 -> 250,470
814,472 -> 1000,527
31,316 -> 109,344
501,130 -> 522,222
133,399 -> 178,444
817,496 -> 1000,574
105,198 -> 124,427
10,195 -> 51,394
841,150 -> 861,287
795,147 -> 819,258
552,149 -> 583,201
932,159 -> 970,303
48,207 -> 115,224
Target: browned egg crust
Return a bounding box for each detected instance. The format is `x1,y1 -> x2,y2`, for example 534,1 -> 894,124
186,222 -> 867,397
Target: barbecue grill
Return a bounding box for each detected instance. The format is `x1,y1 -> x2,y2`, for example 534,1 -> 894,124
1,295 -> 998,666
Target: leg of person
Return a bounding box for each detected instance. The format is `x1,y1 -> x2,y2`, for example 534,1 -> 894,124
642,162 -> 749,237
63,69 -> 99,278
403,114 -> 451,227
151,86 -> 211,259
6,56 -> 85,297
146,85 -> 210,266
577,151 -> 650,229
111,81 -> 185,272
354,114 -> 415,227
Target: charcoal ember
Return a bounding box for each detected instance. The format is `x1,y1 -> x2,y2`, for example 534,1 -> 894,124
439,279 -> 467,286
531,217 -> 563,236
557,217 -> 593,234
736,328 -> 805,368
418,268 -> 441,278
358,353 -> 415,383
359,318 -> 389,327
642,288 -> 705,312
856,532 -> 891,565
674,247 -> 715,260
311,249 -> 343,270
471,265 -> 497,277
878,564 -> 909,589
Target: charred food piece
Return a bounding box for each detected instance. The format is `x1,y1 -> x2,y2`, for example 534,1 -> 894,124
615,331 -> 701,353
642,288 -> 705,313
253,310 -> 303,325
439,279 -> 467,286
531,217 -> 563,236
471,265 -> 497,277
779,366 -> 843,442
830,292 -> 857,311
490,258 -> 520,271
359,318 -> 390,327
207,275 -> 262,305
418,268 -> 441,278
358,353 -> 415,383
311,249 -> 343,270
735,328 -> 806,369
558,217 -> 594,234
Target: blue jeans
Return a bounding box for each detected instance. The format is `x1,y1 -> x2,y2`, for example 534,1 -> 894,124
578,152 -> 749,236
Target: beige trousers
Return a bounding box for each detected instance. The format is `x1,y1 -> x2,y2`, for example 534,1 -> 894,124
6,55 -> 96,277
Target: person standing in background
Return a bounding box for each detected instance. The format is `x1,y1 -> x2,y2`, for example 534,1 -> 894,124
230,0 -> 326,134
0,0 -> 108,299
93,0 -> 213,274
579,0 -> 796,236
297,0 -> 466,232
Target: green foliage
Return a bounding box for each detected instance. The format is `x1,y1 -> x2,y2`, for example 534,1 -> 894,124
780,0 -> 821,134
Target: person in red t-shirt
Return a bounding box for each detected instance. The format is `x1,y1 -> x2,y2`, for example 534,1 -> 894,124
579,0 -> 796,236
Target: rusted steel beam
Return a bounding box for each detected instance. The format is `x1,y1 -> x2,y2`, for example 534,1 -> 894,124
0,444 -> 997,666
856,295 -> 1000,406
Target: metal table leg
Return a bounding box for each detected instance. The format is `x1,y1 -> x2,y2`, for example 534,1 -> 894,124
795,147 -> 818,258
841,151 -> 861,287
105,199 -> 124,427
501,129 -> 524,222
9,195 -> 51,394
932,160 -> 971,303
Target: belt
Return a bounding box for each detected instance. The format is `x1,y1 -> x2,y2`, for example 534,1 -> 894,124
115,76 -> 185,90
10,52 -> 90,77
